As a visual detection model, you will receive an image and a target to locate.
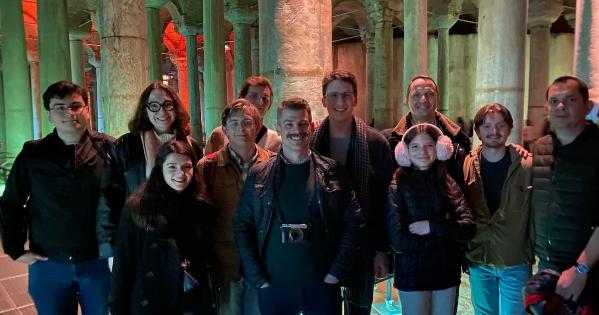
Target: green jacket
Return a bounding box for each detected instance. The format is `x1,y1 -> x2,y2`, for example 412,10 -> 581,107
463,145 -> 533,267
198,145 -> 274,284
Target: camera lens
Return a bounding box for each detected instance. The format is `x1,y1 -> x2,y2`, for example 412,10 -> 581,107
289,229 -> 303,241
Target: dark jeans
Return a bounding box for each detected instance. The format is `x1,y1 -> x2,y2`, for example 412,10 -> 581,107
28,258 -> 110,315
257,283 -> 341,315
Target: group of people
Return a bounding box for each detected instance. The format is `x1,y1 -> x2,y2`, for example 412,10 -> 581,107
0,70 -> 597,315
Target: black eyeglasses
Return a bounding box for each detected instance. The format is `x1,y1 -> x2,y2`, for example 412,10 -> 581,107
146,101 -> 175,112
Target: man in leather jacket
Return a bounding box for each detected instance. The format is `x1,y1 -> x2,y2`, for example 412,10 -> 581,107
234,97 -> 364,315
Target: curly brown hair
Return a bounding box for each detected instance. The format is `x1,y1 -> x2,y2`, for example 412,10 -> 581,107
128,82 -> 190,138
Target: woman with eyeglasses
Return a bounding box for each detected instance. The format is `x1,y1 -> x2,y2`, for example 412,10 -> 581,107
96,83 -> 203,262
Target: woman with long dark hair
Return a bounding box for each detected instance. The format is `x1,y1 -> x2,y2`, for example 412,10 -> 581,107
386,123 -> 475,315
110,140 -> 213,315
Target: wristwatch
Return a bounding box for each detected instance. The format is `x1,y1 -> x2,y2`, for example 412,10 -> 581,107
575,262 -> 590,274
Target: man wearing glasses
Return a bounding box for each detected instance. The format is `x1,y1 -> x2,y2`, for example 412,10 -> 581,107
198,99 -> 274,315
311,70 -> 393,314
0,81 -> 118,315
205,76 -> 281,154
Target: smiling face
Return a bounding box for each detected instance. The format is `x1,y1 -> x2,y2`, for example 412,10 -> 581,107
322,79 -> 357,124
47,93 -> 89,134
407,78 -> 438,123
146,88 -> 176,134
162,153 -> 194,192
244,85 -> 272,117
545,79 -> 593,131
408,133 -> 437,170
276,108 -> 312,153
223,109 -> 258,149
477,112 -> 512,149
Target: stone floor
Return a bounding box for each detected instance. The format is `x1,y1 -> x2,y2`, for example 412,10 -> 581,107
0,239 -> 476,315
0,243 -> 36,315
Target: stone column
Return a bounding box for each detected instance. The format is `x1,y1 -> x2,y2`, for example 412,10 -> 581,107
251,26 -> 260,76
259,0 -> 333,127
403,0 -> 428,114
171,56 -> 189,111
29,60 -> 43,139
97,0 -> 149,137
0,0 -> 33,158
203,0 -> 227,134
229,8 -> 255,94
69,33 -> 87,86
360,26 -> 375,125
433,15 -> 458,115
0,67 -> 5,155
527,0 -> 563,137
475,0 -> 528,144
147,4 -> 163,82
368,6 -> 395,129
574,0 -> 599,101
180,26 -> 203,142
38,0 -> 72,135
88,49 -> 104,132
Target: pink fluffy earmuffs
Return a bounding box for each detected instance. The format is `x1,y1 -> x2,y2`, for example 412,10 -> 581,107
394,123 -> 454,167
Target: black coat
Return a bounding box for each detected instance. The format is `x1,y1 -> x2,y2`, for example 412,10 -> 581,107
110,194 -> 213,315
385,168 -> 474,291
234,152 -> 365,288
0,130 -> 118,261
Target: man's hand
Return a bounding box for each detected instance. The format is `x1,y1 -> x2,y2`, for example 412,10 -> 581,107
510,143 -> 531,158
16,251 -> 48,265
555,266 -> 587,301
373,251 -> 389,278
324,274 -> 340,284
409,220 -> 430,235
259,282 -> 270,289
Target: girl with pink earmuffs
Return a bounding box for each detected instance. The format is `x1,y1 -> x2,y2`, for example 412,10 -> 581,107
385,123 -> 475,315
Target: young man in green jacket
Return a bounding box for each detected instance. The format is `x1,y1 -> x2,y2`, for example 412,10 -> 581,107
463,103 -> 533,315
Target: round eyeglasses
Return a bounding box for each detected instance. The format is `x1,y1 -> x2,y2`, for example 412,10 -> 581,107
146,101 -> 175,112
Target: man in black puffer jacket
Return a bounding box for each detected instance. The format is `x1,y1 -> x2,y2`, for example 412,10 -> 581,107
531,76 -> 599,312
234,98 -> 364,315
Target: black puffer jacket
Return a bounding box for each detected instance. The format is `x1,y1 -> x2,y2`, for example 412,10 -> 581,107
233,152 -> 365,288
110,193 -> 213,315
386,167 -> 475,291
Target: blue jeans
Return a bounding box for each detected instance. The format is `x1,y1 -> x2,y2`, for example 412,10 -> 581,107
218,279 -> 261,315
28,258 -> 110,315
469,263 -> 531,315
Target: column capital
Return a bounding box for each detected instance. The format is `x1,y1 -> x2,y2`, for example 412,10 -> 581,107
177,23 -> 202,36
528,0 -> 563,29
226,5 -> 257,26
564,12 -> 576,29
431,14 -> 459,30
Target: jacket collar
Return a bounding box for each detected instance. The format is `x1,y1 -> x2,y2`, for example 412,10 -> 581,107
392,112 -> 463,138
214,144 -> 273,167
466,145 -> 520,185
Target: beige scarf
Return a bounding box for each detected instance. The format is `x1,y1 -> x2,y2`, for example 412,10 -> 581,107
141,130 -> 176,177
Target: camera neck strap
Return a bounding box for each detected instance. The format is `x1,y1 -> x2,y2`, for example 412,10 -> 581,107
273,156 -> 316,224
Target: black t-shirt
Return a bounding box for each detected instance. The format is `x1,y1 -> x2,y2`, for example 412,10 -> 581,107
264,161 -> 328,287
480,150 -> 511,216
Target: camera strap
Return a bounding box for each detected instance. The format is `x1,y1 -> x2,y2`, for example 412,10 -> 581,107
273,156 -> 316,224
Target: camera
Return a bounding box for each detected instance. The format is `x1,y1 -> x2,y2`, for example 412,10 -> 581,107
280,223 -> 310,244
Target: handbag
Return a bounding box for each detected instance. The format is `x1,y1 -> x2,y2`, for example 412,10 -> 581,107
181,259 -> 200,293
